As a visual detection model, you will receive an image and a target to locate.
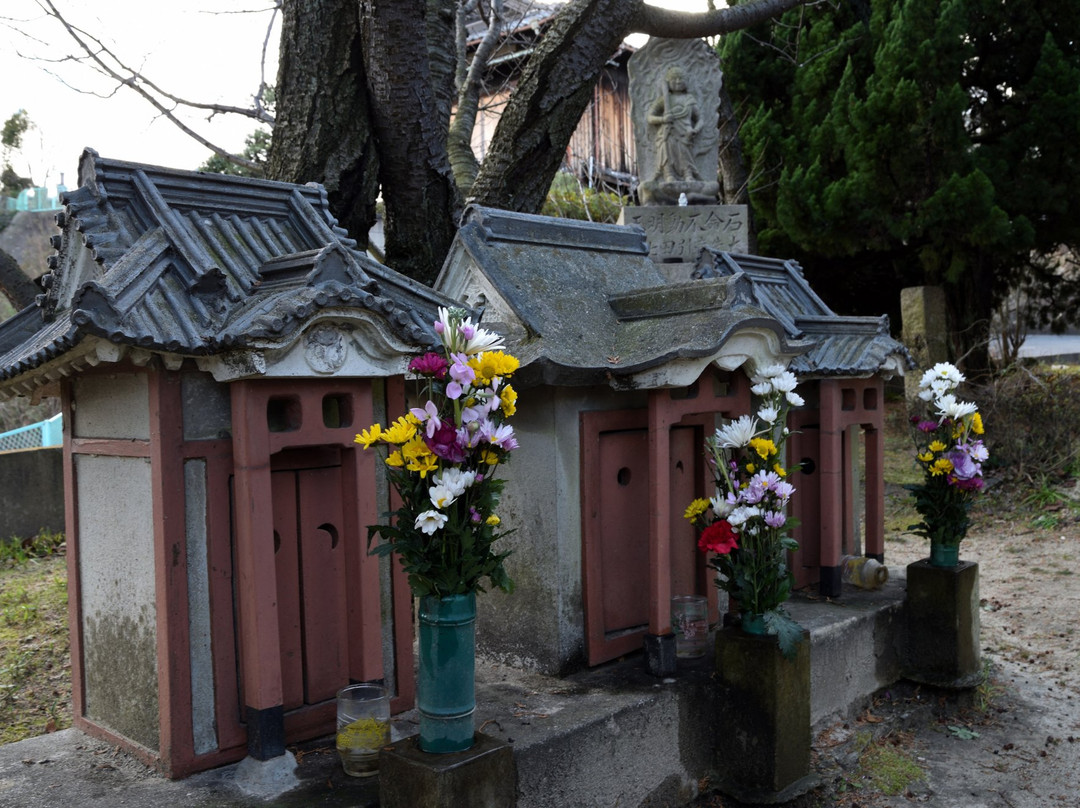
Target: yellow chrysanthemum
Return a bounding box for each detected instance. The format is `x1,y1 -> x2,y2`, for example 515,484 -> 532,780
405,412 -> 421,425
684,498 -> 711,522
500,384 -> 518,417
480,449 -> 500,466
928,440 -> 947,453
930,457 -> 954,476
749,437 -> 777,459
773,463 -> 787,477
382,415 -> 417,445
401,437 -> 438,477
486,514 -> 501,527
385,450 -> 405,468
917,451 -> 935,463
746,463 -> 756,474
970,412 -> 984,435
355,424 -> 382,449
469,351 -> 520,385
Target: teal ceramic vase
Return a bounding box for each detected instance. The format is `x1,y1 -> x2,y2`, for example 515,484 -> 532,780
417,593 -> 476,753
929,541 -> 960,568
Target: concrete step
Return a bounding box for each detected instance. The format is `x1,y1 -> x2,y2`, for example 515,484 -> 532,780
386,571 -> 909,807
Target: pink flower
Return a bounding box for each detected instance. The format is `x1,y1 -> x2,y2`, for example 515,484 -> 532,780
408,352 -> 448,379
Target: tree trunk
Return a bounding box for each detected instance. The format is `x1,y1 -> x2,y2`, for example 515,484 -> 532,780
717,80 -> 757,253
0,248 -> 38,310
360,0 -> 461,285
469,0 -> 638,213
268,0 -> 380,247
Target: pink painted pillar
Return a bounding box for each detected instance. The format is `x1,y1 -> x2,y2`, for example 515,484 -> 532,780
818,380 -> 845,597
230,381 -> 286,760
646,389 -> 676,676
864,423 -> 886,560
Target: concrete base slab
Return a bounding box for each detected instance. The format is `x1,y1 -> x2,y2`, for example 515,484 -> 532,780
231,751 -> 299,799
379,732 -> 515,808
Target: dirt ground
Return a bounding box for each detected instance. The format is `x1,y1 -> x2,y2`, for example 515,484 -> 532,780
697,468 -> 1080,808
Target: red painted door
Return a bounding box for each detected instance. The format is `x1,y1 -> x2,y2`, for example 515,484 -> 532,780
272,464 -> 349,710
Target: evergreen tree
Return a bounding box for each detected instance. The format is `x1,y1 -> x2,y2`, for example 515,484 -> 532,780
722,0 -> 1080,371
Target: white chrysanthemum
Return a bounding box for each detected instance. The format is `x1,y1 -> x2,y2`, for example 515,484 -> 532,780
755,364 -> 789,380
919,362 -> 964,392
415,510 -> 448,535
757,404 -> 780,424
428,484 -> 457,510
715,414 -> 758,449
751,381 -> 773,397
434,468 -> 476,497
935,394 -> 978,421
786,391 -> 805,408
771,371 -> 799,393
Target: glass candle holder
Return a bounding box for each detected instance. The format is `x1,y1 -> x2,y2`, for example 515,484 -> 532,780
671,595 -> 709,659
336,683 -> 391,777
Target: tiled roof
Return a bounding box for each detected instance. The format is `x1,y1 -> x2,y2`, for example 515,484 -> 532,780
693,250 -> 914,378
436,206 -> 812,388
0,149 -> 455,391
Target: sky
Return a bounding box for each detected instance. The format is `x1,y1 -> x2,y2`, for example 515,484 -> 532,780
0,0 -> 711,195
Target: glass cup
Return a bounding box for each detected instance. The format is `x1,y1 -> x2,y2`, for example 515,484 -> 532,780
671,595 -> 709,659
336,683 -> 391,777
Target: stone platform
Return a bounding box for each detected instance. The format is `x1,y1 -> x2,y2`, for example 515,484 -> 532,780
0,571 -> 910,808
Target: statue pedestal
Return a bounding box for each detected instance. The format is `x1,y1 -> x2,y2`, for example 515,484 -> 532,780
618,205 -> 749,268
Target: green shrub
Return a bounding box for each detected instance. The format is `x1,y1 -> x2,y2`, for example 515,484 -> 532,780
542,173 -> 627,224
972,365 -> 1080,480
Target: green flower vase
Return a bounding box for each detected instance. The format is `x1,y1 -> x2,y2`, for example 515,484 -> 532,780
929,541 -> 960,568
417,593 -> 476,753
741,612 -> 767,636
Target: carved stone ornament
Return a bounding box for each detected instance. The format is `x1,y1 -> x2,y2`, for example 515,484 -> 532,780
303,323 -> 348,374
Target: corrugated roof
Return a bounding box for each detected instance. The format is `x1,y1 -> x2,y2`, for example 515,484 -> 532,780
0,149 -> 457,392
693,250 -> 913,378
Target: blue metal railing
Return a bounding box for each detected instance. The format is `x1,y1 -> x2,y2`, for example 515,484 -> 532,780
0,413 -> 62,452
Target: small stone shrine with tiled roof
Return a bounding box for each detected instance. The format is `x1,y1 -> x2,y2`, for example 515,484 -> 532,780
0,149 -> 450,776
435,206 -> 911,677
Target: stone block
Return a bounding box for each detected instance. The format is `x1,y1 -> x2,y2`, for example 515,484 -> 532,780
643,632 -> 677,677
618,205 -> 748,264
904,560 -> 981,688
900,285 -> 948,404
713,627 -> 818,803
379,732 -> 516,808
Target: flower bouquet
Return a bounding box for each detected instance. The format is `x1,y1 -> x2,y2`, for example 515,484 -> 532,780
685,365 -> 804,658
356,307 -> 520,597
356,307 -> 520,752
906,362 -> 988,566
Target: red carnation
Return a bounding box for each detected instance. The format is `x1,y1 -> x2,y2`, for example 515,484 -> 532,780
698,520 -> 738,555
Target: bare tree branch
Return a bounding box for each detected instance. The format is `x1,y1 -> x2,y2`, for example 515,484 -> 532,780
27,0 -> 272,172
448,0 -> 505,193
632,0 -> 809,39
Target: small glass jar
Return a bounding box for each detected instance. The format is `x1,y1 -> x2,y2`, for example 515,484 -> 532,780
336,683 -> 391,777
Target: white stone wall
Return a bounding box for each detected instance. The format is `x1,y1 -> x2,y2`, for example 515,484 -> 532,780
477,385 -> 645,674
76,453 -> 159,750
72,374 -> 150,439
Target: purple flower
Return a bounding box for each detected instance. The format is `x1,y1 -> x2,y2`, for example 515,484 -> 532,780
446,353 -> 475,400
425,421 -> 468,463
764,511 -> 787,528
946,448 -> 980,481
916,420 -> 938,433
